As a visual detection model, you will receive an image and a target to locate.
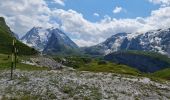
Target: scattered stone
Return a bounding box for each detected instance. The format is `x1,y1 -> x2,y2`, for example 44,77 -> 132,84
0,69 -> 169,100
22,57 -> 63,70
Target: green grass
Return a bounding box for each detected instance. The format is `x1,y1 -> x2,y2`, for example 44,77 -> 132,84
54,56 -> 140,76
78,60 -> 141,76
0,62 -> 48,71
54,56 -> 92,69
150,68 -> 170,80
0,54 -> 48,71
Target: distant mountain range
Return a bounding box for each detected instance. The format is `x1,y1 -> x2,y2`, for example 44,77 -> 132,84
21,27 -> 79,55
84,28 -> 170,56
21,26 -> 170,57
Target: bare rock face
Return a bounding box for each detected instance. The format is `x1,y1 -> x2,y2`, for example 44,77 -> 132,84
30,57 -> 62,70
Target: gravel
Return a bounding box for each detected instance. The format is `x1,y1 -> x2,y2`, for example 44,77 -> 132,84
0,68 -> 170,100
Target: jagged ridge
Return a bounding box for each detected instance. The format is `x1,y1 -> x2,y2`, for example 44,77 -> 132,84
84,28 -> 170,56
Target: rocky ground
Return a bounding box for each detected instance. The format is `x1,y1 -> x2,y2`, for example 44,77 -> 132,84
21,56 -> 62,70
0,68 -> 170,100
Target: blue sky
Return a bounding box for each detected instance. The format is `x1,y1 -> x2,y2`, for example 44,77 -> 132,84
1,0 -> 170,46
47,0 -> 160,22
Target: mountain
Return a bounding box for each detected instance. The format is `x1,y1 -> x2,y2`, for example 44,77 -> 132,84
21,27 -> 79,55
83,32 -> 129,55
84,28 -> 170,56
0,17 -> 38,55
104,51 -> 170,73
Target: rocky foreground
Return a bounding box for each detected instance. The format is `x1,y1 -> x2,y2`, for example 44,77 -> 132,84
0,68 -> 170,100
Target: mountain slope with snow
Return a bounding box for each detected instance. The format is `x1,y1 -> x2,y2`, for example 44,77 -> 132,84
21,27 -> 78,55
84,28 -> 170,56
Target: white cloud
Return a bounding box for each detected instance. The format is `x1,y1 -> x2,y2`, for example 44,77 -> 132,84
113,6 -> 123,14
143,7 -> 170,30
52,7 -> 170,46
73,39 -> 98,47
0,0 -> 59,37
53,0 -> 65,6
149,0 -> 170,6
52,9 -> 144,46
93,13 -> 100,17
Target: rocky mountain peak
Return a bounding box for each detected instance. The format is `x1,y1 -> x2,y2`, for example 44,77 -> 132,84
21,27 -> 78,54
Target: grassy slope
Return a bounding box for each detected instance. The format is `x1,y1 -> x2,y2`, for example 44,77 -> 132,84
107,51 -> 170,80
0,54 -> 48,71
126,50 -> 170,63
151,68 -> 170,80
54,56 -> 140,76
0,17 -> 38,55
78,61 -> 140,75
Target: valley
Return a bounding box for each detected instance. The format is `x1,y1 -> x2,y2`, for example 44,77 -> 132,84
0,53 -> 170,99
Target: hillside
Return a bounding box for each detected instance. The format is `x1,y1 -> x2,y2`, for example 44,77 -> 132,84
0,17 -> 38,55
104,51 -> 170,73
53,56 -> 140,76
151,68 -> 170,80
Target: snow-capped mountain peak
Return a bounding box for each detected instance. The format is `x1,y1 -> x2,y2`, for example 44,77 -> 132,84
21,27 -> 78,53
84,28 -> 170,56
21,27 -> 50,51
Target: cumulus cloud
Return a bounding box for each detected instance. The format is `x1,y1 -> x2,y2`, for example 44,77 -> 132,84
51,7 -> 170,46
0,0 -> 59,36
136,7 -> 170,33
113,6 -> 123,14
52,9 -> 144,46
